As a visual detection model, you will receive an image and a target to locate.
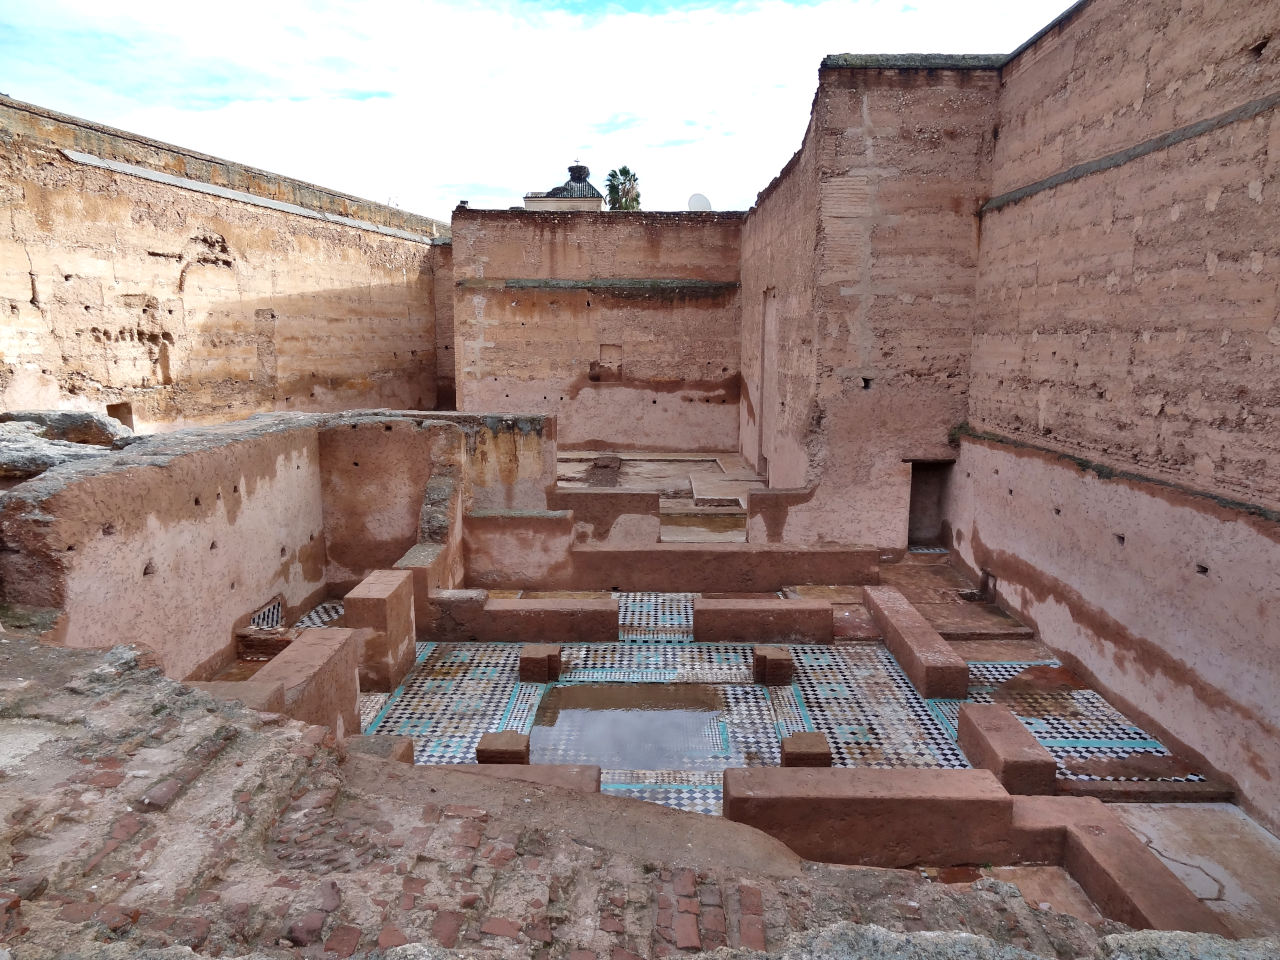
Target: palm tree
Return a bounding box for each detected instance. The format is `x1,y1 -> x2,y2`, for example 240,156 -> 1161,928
605,167 -> 641,211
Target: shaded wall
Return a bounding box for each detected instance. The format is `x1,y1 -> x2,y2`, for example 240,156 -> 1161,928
430,241 -> 457,408
738,111 -> 820,485
972,0 -> 1280,511
451,209 -> 743,451
0,96 -> 446,429
747,62 -> 997,547
945,434 -> 1280,832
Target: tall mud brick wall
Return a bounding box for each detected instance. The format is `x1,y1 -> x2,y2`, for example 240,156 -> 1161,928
451,209 -> 743,451
0,96 -> 449,430
744,58 -> 998,547
948,0 -> 1280,832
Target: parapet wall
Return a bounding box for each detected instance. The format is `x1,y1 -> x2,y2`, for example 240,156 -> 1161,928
0,96 -> 447,429
0,417 -> 330,680
972,0 -> 1280,511
451,209 -> 744,451
0,410 -> 550,679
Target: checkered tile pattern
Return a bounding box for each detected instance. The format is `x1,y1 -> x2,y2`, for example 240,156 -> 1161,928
502,682 -> 548,735
359,693 -> 390,731
907,545 -> 949,554
561,644 -> 751,684
926,661 -> 1205,783
360,644 -> 434,734
601,771 -> 723,816
793,646 -> 969,769
617,592 -> 695,642
249,599 -> 282,629
366,640 -> 974,813
366,644 -> 523,764
295,601 -> 344,629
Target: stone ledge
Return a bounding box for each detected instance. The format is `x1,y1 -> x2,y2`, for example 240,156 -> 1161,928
957,702 -> 1057,795
863,586 -> 968,699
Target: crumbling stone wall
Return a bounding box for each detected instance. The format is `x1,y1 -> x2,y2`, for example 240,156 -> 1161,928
971,0 -> 1280,510
0,96 -> 446,429
451,209 -> 743,451
945,433 -> 1280,833
319,417 -> 464,593
0,419 -> 330,680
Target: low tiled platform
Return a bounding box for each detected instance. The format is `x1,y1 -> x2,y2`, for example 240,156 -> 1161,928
926,661 -> 1209,787
364,640 -> 970,813
354,589 -> 1205,813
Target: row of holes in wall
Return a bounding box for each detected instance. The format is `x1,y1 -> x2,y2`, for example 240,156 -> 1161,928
138,532 -> 316,581
65,479 -> 319,575
966,468 -> 1211,575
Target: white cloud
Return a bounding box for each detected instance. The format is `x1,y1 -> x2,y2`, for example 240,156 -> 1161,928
0,0 -> 1077,217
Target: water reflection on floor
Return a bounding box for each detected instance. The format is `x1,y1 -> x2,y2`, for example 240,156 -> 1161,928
531,683 -> 725,769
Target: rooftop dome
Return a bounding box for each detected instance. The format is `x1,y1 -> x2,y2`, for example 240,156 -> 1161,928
546,162 -> 603,199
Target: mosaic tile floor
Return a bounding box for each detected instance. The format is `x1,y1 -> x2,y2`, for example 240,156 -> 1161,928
296,601 -> 344,629
364,640 -> 967,812
926,661 -> 1206,783
617,592 -> 696,642
351,593 -> 1197,810
600,771 -> 724,816
360,641 -> 436,733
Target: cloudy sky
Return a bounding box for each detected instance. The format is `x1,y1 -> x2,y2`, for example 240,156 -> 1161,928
0,0 -> 1075,219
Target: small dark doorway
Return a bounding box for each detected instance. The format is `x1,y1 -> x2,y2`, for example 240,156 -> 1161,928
907,461 -> 952,545
106,402 -> 134,430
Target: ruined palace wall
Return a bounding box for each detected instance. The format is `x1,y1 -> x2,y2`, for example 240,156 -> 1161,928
749,63 -> 997,547
945,434 -> 1280,832
0,421 -> 328,680
972,0 -> 1280,510
949,0 -> 1280,832
0,96 -> 446,429
451,209 -> 742,451
319,417 -> 465,593
431,241 -> 457,409
738,112 -> 820,484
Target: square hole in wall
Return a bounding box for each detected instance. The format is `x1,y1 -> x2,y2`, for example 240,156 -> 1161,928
106,401 -> 134,430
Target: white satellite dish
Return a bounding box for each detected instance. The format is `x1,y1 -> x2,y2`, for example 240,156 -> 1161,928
688,193 -> 712,211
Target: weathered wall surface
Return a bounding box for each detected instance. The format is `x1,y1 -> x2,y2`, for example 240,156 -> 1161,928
319,417 -> 464,593
972,0 -> 1280,510
945,434 -> 1280,832
0,96 -> 446,429
430,241 -> 457,409
738,112 -> 820,485
0,420 -> 328,680
451,209 -> 743,451
748,63 -> 998,547
0,412 -> 507,680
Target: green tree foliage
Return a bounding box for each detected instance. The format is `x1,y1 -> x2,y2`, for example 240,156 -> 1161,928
605,166 -> 641,210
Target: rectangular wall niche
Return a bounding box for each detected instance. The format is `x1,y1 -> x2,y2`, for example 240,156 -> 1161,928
907,461 -> 953,545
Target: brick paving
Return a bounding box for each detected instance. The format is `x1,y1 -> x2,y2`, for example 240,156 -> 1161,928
0,637 -> 1113,959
